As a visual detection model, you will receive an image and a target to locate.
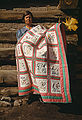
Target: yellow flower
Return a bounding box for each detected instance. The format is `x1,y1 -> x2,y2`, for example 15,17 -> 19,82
63,17 -> 78,31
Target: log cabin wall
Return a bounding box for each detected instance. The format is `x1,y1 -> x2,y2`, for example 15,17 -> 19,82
0,0 -> 79,10
0,0 -> 59,9
0,0 -> 81,112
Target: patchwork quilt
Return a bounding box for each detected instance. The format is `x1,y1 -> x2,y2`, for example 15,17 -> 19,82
15,23 -> 72,103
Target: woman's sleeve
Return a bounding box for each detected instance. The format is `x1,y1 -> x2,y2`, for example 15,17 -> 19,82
16,28 -> 28,41
16,29 -> 22,41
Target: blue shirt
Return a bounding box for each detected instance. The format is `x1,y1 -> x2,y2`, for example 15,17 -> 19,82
16,26 -> 29,41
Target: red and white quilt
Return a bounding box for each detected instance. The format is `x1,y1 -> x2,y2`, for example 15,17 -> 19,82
15,23 -> 72,103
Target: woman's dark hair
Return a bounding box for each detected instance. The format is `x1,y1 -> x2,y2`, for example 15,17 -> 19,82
22,10 -> 33,20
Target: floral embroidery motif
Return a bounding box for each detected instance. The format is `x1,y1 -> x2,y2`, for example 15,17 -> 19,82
47,31 -> 57,44
19,59 -> 27,72
36,79 -> 47,93
50,63 -> 60,76
36,46 -> 47,58
20,74 -> 30,87
22,43 -> 33,57
51,80 -> 61,93
49,47 -> 59,60
36,61 -> 47,75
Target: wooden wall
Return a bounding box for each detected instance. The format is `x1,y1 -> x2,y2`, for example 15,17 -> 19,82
0,3 -> 81,111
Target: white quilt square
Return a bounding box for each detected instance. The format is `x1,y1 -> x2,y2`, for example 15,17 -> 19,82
50,63 -> 60,76
16,44 -> 22,57
20,74 -> 30,87
36,45 -> 47,59
36,78 -> 47,93
51,80 -> 61,93
35,61 -> 47,75
49,47 -> 59,60
22,42 -> 33,57
19,59 -> 27,72
46,31 -> 57,44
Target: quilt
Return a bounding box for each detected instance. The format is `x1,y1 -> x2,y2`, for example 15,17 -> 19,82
15,23 -> 72,103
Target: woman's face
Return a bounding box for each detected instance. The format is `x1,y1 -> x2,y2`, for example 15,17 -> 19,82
24,14 -> 32,26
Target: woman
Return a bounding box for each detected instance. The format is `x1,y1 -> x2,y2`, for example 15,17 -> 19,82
16,11 -> 42,104
16,11 -> 34,42
16,11 -> 72,104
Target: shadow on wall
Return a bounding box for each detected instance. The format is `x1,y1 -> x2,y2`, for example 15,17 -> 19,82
57,44 -> 82,115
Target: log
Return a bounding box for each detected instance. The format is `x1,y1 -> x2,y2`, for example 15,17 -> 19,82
0,10 -> 23,20
0,48 -> 15,60
0,87 -> 18,96
0,46 -> 78,63
0,101 -> 11,107
0,23 -> 24,33
66,34 -> 78,44
0,29 -> 78,43
0,70 -> 17,85
0,65 -> 16,70
0,23 -> 79,33
0,68 -> 81,86
13,6 -> 57,12
0,31 -> 16,42
0,43 -> 16,48
0,34 -> 78,63
0,7 -> 66,21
